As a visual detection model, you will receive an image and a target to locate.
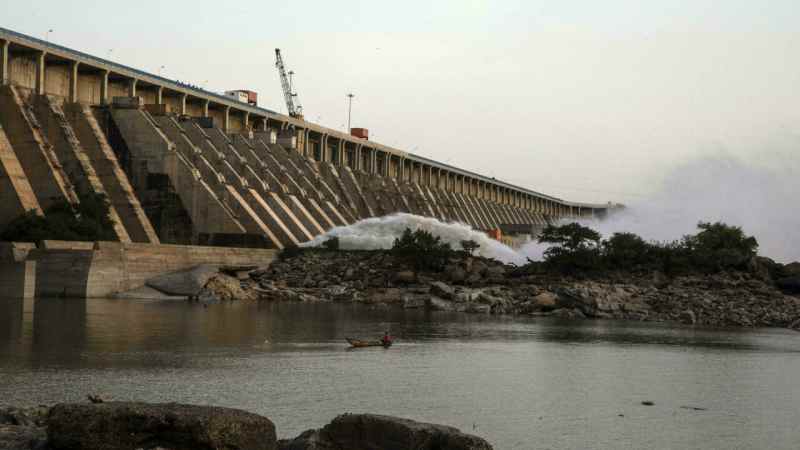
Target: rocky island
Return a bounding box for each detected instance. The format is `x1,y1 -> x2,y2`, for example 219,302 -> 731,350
129,222 -> 800,331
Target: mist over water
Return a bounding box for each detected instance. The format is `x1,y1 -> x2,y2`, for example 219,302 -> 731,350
307,155 -> 799,264
568,155 -> 800,263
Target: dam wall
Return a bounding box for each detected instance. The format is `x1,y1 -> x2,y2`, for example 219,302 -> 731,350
0,240 -> 277,299
0,26 -> 615,253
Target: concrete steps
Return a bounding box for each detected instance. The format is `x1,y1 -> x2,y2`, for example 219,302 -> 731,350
34,97 -> 132,242
109,108 -> 246,241
0,124 -> 42,229
0,85 -> 78,209
174,120 -> 301,247
66,102 -> 160,243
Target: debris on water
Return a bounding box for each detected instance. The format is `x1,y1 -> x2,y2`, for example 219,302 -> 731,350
680,405 -> 707,411
641,401 -> 655,406
618,414 -> 625,417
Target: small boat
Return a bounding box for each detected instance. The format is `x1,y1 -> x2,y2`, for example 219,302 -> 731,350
346,337 -> 392,348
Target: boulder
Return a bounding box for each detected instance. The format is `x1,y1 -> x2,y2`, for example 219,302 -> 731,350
776,276 -> 800,295
485,266 -> 506,280
465,303 -> 491,314
428,296 -> 456,311
114,285 -> 188,301
0,406 -> 49,427
470,261 -> 488,276
402,294 -> 427,309
550,308 -> 586,319
679,309 -> 697,325
393,271 -> 416,284
444,265 -> 467,283
145,265 -> 219,296
784,262 -> 800,276
532,292 -> 558,310
200,273 -> 256,302
430,281 -> 455,300
278,413 -> 493,450
47,402 -> 276,450
0,425 -> 47,450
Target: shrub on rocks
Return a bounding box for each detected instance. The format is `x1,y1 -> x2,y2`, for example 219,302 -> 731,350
392,228 -> 453,271
322,236 -> 340,251
0,192 -> 116,242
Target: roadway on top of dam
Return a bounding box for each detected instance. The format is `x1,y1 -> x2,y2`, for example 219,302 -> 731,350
0,26 -> 611,210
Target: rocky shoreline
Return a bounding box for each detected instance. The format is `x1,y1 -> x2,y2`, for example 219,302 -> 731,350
178,249 -> 800,330
0,402 -> 492,450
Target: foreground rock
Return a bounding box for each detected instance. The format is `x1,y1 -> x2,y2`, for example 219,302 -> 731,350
144,264 -> 220,296
47,402 -> 276,450
0,406 -> 49,450
0,403 -> 496,450
279,413 -> 493,450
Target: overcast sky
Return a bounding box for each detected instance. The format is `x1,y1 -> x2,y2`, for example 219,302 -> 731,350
3,0 -> 799,204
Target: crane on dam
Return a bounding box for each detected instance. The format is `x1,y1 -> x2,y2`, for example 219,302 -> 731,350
275,48 -> 303,119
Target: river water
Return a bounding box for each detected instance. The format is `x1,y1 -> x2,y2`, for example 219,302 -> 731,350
1,297 -> 798,449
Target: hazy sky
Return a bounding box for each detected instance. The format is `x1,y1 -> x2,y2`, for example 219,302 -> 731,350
3,0 -> 799,204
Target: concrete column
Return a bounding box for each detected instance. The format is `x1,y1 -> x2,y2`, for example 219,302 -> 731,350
179,93 -> 187,115
303,129 -> 310,156
223,106 -> 230,132
243,111 -> 250,130
128,78 -> 137,97
155,86 -> 163,104
356,144 -> 363,170
100,70 -> 109,105
1,40 -> 9,85
68,61 -> 79,103
202,99 -> 209,117
399,158 -> 405,181
35,51 -> 46,95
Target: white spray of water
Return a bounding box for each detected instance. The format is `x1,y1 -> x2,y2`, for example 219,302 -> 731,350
302,213 -> 527,265
306,155 -> 799,264
519,154 -> 800,263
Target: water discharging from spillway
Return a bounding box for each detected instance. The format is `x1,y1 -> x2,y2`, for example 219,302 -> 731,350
302,213 -> 528,265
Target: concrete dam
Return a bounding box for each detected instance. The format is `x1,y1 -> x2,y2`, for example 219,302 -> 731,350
0,26 -> 615,253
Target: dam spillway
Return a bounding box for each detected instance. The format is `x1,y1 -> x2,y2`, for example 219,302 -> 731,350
0,27 -> 615,249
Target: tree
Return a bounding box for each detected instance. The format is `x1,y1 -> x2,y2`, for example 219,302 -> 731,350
460,239 -> 480,255
684,221 -> 758,272
0,192 -> 116,242
602,232 -> 653,269
322,236 -> 340,250
392,228 -> 452,271
538,222 -> 602,272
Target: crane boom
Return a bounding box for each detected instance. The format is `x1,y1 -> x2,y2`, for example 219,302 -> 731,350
274,48 -> 302,118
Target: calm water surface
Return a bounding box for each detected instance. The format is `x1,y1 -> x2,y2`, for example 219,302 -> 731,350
1,297 -> 799,449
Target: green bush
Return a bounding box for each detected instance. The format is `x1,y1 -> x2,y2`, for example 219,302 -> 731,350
0,192 -> 116,242
392,228 -> 452,271
535,221 -> 759,275
322,236 -> 340,251
278,244 -> 302,260
684,221 -> 758,272
538,223 -> 602,273
460,239 -> 480,255
602,232 -> 653,269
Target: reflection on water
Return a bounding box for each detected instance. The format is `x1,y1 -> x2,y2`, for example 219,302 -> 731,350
1,298 -> 799,449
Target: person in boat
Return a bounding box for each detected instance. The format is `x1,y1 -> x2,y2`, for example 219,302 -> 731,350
380,331 -> 393,347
